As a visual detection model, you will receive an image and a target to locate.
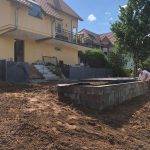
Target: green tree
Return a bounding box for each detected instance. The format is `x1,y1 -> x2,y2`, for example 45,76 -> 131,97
80,49 -> 109,68
111,0 -> 150,75
142,56 -> 150,71
107,48 -> 128,77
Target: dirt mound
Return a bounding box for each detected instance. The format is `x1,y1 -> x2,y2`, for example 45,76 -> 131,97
0,83 -> 149,150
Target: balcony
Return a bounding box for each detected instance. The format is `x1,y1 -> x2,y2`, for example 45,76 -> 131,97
54,27 -> 100,49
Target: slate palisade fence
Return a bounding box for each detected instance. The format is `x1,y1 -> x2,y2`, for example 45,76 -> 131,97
61,66 -> 112,79
0,60 -> 29,83
0,60 -> 7,81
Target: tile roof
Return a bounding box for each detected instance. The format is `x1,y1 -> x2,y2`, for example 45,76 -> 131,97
11,0 -> 30,6
47,0 -> 83,21
99,33 -> 116,44
78,29 -> 101,44
10,0 -> 82,20
78,29 -> 99,37
36,0 -> 61,19
79,29 -> 116,45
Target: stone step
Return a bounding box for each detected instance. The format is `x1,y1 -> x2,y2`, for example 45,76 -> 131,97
34,64 -> 59,80
29,64 -> 44,80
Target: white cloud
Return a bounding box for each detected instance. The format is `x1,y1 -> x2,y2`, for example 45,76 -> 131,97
121,5 -> 127,8
87,14 -> 97,22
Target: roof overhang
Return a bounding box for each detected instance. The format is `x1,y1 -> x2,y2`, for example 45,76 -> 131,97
38,38 -> 91,51
10,0 -> 31,6
3,28 -> 50,41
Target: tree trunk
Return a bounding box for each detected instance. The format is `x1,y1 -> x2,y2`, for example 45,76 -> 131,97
133,51 -> 139,77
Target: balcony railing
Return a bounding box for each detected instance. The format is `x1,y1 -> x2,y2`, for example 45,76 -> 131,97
55,27 -> 100,48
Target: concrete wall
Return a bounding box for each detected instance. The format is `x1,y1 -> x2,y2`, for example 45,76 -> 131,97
58,81 -> 150,111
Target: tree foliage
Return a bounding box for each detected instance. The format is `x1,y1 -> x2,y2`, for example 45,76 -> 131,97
142,56 -> 150,71
80,50 -> 109,68
111,0 -> 150,75
107,49 -> 126,68
107,48 -> 129,77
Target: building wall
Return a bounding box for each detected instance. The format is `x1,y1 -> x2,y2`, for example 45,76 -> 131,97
0,36 -> 14,60
25,39 -> 78,65
0,36 -> 78,65
0,0 -> 15,29
0,0 -> 79,65
47,0 -> 78,31
0,1 -> 78,36
49,44 -> 78,65
59,12 -> 78,31
18,6 -> 52,37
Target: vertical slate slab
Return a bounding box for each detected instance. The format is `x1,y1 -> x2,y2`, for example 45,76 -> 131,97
6,62 -> 30,83
0,60 -> 7,81
58,81 -> 149,111
69,66 -> 112,79
0,60 -> 30,83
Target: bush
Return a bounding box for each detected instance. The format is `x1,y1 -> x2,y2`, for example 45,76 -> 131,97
80,50 -> 109,68
107,50 -> 130,77
80,48 -> 132,77
111,66 -> 131,77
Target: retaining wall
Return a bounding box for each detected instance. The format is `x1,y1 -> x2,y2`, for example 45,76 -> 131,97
58,81 -> 149,111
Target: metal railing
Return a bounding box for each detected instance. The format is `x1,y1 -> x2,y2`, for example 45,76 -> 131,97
55,27 -> 100,48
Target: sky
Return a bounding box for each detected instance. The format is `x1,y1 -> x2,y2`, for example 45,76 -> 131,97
65,0 -> 127,34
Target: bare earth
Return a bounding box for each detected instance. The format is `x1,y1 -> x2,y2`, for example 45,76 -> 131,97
0,83 -> 150,150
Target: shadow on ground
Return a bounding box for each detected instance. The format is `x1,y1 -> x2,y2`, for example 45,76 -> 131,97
60,92 -> 150,129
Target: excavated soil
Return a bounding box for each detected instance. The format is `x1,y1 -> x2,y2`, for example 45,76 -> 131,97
0,82 -> 150,150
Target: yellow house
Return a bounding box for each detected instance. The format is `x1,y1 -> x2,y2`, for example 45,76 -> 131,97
0,0 -> 88,65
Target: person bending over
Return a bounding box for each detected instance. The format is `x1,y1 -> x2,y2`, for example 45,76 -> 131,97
138,68 -> 150,82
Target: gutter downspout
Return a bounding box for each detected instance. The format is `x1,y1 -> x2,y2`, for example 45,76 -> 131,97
14,2 -> 19,28
0,2 -> 19,35
51,17 -> 56,38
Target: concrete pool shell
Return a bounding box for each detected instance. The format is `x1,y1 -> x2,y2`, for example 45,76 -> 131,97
58,78 -> 150,111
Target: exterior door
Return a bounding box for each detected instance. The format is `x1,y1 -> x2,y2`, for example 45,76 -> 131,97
14,40 -> 24,62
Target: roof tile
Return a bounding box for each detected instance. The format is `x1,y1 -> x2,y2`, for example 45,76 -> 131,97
11,0 -> 82,20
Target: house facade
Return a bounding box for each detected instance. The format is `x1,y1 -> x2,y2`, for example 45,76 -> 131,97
99,32 -> 115,54
77,29 -> 100,50
78,29 -> 115,54
0,0 -> 88,65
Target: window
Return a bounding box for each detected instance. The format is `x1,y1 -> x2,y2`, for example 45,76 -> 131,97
28,3 -> 42,19
56,22 -> 63,33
